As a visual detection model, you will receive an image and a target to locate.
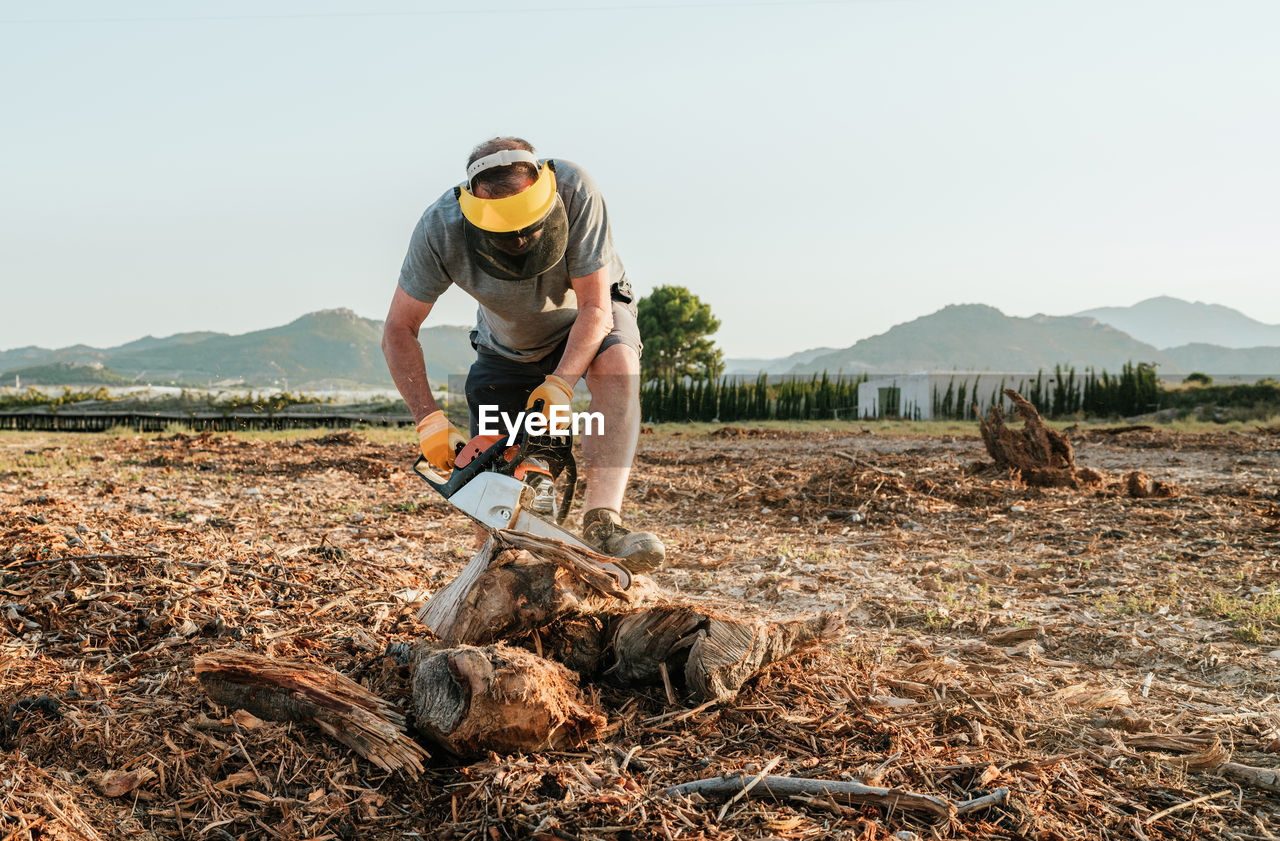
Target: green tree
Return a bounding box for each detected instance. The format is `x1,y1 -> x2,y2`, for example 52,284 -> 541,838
636,285 -> 724,383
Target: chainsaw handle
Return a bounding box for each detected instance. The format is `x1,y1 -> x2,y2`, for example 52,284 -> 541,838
411,399 -> 574,504
413,434 -> 511,499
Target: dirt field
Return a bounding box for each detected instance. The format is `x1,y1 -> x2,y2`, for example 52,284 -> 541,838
2,424 -> 1279,840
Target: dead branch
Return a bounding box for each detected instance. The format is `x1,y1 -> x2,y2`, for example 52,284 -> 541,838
832,451 -> 906,478
955,786 -> 1010,816
661,774 -> 955,822
1217,762 -> 1280,794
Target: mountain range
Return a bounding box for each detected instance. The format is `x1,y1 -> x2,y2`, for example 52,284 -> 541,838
0,309 -> 473,389
1076,296 -> 1280,349
724,297 -> 1280,377
4,297 -> 1278,388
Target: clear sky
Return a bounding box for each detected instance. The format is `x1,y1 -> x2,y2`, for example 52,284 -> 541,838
2,0 -> 1277,358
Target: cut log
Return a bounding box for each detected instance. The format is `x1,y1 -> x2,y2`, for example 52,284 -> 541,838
686,613 -> 843,702
597,607 -> 842,702
535,614 -> 610,677
195,650 -> 427,777
978,389 -> 1096,488
418,530 -> 647,646
409,642 -> 606,757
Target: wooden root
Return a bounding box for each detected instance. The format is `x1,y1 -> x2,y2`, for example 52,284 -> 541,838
978,389 -> 1094,488
195,650 -> 427,777
1110,730 -> 1280,794
410,642 -> 606,757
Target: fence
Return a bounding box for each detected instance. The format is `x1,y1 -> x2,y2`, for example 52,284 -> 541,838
0,411 -> 416,432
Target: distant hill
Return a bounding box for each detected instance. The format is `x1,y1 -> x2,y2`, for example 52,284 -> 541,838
725,347 -> 840,375
0,344 -> 108,371
111,331 -> 223,354
5,361 -> 134,386
1076,296 -> 1280,349
789,304 -> 1169,375
0,309 -> 474,387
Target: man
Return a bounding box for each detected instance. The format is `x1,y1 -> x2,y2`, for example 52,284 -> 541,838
381,137 -> 664,572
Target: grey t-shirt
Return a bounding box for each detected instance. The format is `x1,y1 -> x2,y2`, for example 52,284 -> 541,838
397,159 -> 630,362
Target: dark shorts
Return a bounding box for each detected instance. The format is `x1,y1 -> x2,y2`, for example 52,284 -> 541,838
465,300 -> 642,436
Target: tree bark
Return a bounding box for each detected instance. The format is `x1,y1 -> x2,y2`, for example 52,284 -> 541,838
195,650 -> 427,777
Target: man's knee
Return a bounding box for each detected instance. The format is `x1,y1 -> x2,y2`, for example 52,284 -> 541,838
587,343 -> 640,386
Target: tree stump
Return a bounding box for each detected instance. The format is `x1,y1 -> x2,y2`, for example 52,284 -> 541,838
418,530 -> 841,697
978,389 -> 1099,488
409,642 -> 606,757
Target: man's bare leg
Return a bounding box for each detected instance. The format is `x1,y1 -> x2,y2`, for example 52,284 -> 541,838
582,343 -> 640,512
578,343 -> 663,570
468,338 -> 637,547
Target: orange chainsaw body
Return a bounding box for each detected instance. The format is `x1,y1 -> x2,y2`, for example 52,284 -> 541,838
454,435 -> 552,482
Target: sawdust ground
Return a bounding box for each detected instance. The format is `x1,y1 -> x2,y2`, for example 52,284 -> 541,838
2,425 -> 1279,840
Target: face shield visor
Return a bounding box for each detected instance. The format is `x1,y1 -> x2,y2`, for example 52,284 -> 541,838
456,155 -> 568,281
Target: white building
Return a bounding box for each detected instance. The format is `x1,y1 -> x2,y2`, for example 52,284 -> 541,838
857,372 -> 1046,420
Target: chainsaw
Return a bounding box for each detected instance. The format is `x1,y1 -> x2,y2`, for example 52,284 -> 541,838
412,403 -> 632,590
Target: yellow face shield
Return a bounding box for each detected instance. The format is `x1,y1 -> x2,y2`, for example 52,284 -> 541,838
456,158 -> 569,281
457,163 -> 559,233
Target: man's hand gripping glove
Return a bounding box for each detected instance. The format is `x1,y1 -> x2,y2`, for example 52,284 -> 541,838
526,374 -> 574,432
417,410 -> 467,472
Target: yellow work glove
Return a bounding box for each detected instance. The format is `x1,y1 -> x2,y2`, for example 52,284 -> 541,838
526,374 -> 574,416
417,410 -> 467,472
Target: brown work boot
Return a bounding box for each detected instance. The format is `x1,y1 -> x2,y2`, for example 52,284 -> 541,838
581,508 -> 665,573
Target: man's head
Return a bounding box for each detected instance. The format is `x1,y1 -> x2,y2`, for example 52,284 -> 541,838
456,137 -> 569,281
467,137 -> 538,199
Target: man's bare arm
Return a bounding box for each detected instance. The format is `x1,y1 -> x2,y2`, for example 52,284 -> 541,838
553,268 -> 613,386
381,286 -> 441,423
